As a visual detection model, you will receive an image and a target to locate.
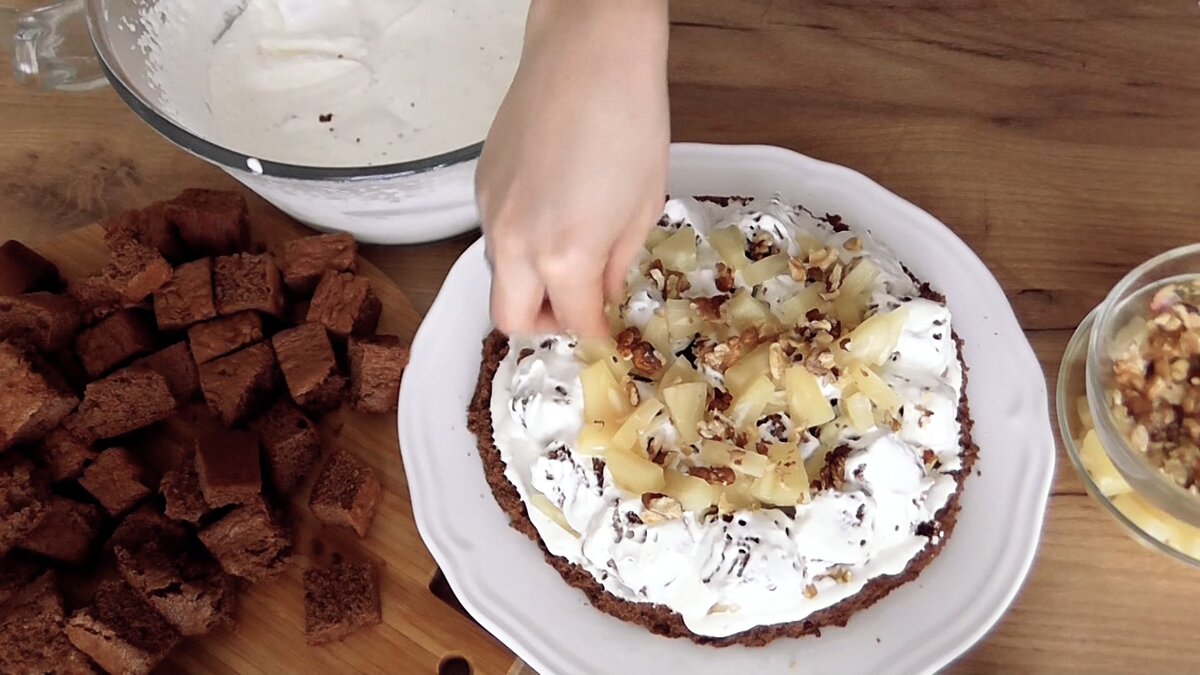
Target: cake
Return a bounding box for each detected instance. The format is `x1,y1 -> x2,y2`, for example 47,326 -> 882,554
280,233 -> 358,295
302,560 -> 381,645
73,308 -> 158,378
307,271 -> 382,338
165,189 -> 250,257
188,311 -> 264,364
468,196 -> 977,645
213,253 -> 286,318
347,335 -> 408,413
248,399 -> 322,497
309,449 -> 382,538
273,323 -> 347,412
197,342 -> 279,426
194,428 -> 262,507
153,258 -> 217,330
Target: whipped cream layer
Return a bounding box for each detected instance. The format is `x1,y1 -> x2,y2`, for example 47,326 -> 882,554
491,197 -> 964,638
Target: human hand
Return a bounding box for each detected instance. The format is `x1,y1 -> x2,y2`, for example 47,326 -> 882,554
476,0 -> 670,337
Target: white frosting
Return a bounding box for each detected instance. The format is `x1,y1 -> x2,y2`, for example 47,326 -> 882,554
491,197 -> 965,638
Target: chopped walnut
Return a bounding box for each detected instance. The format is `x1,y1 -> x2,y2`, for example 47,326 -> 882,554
625,381 -> 640,407
615,327 -> 641,357
715,262 -> 736,293
748,232 -> 779,261
788,257 -> 807,283
689,466 -> 736,486
630,342 -> 664,377
844,237 -> 862,253
768,341 -> 788,381
828,567 -> 854,584
802,584 -> 818,599
640,493 -> 683,523
708,388 -> 732,413
518,348 -> 535,362
692,295 -> 728,321
697,412 -> 736,441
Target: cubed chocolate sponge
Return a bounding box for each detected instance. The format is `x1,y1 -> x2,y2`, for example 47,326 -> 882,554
0,240 -> 63,296
74,308 -> 158,379
0,572 -> 96,675
115,541 -> 236,636
273,323 -> 346,412
0,454 -> 50,556
0,292 -> 81,353
165,188 -> 250,257
107,505 -> 187,556
68,367 -> 177,441
280,233 -> 357,295
69,274 -> 126,326
187,311 -> 264,364
101,239 -> 173,304
35,427 -> 96,482
195,428 -> 261,507
303,560 -> 381,645
0,342 -> 79,451
65,579 -> 181,675
153,258 -> 217,331
198,501 -> 290,582
307,271 -> 381,338
214,253 -> 285,318
309,449 -> 382,538
248,400 -> 322,497
159,451 -> 210,525
198,342 -> 278,426
79,447 -> 152,517
102,201 -> 187,263
130,341 -> 199,403
348,335 -> 408,413
17,496 -> 102,565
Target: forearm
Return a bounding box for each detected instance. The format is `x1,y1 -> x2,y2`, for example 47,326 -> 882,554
524,0 -> 670,76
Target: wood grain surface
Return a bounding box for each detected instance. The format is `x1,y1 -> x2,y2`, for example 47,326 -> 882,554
3,1 -> 1200,672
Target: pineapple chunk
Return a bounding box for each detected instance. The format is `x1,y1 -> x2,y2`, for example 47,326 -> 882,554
650,227 -> 699,273
843,393 -> 875,432
1078,429 -> 1132,497
767,442 -> 798,464
580,360 -> 632,424
777,285 -> 825,326
604,302 -> 625,335
725,343 -> 772,397
700,440 -> 736,466
741,253 -> 790,286
709,226 -> 750,270
643,314 -> 673,356
727,290 -> 778,333
840,258 -> 880,299
605,447 -> 666,494
664,469 -> 717,512
577,422 -> 614,457
804,446 -> 832,479
845,306 -> 909,366
576,336 -> 633,380
730,448 -> 770,478
645,227 -> 672,250
717,475 -> 759,514
612,398 -> 665,456
660,358 -> 702,390
662,382 -> 709,445
1111,492 -> 1176,544
848,363 -> 902,412
752,464 -> 809,506
1075,395 -> 1094,431
731,375 -> 774,428
785,365 -> 835,429
666,299 -> 706,341
530,493 -> 580,538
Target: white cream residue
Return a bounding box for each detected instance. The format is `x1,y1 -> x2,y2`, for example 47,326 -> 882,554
490,197 -> 966,638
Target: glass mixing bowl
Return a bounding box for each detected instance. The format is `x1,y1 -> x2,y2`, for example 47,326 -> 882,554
4,0 -> 485,244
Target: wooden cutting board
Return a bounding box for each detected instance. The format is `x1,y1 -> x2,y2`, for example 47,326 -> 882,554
32,203 -> 518,675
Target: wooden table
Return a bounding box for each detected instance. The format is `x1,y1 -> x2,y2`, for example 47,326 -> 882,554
4,1 -> 1199,672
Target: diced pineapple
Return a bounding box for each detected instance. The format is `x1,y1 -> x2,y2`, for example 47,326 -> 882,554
605,447 -> 666,494
576,336 -> 633,380
577,422 -> 614,457
700,440 -> 736,467
663,382 -> 709,445
767,442 -> 798,464
643,314 -> 673,356
777,285 -> 825,326
730,449 -> 770,478
717,475 -> 760,514
804,446 -> 832,479
604,302 -> 625,335
731,375 -> 774,428
727,290 -> 778,333
725,343 -> 772,397
842,393 -> 874,432
751,463 -> 810,507
1110,492 -> 1175,544
580,360 -> 632,424
666,299 -> 706,341
1078,429 -> 1132,497
664,469 -> 717,512
786,365 -> 835,429
659,358 -> 702,391
645,227 -> 672,250
530,493 -> 580,538
839,258 -> 880,301
845,306 -> 909,366
650,226 -> 699,273
612,398 -> 665,456
849,363 -> 902,412
709,226 -> 750,270
1076,395 -> 1094,431
741,253 -> 790,286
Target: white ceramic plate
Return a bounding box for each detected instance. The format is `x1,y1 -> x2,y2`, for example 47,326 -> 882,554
399,143 -> 1055,675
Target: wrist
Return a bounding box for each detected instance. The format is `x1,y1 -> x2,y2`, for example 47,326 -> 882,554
526,0 -> 669,58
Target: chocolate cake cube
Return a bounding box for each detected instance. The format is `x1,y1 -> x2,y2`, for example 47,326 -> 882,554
0,455 -> 50,556
153,258 -> 217,331
107,505 -> 187,556
69,274 -> 126,325
0,240 -> 63,296
35,427 -> 97,482
0,553 -> 42,606
303,560 -> 381,645
131,402 -> 221,473
273,323 -> 346,412
0,292 -> 81,354
165,189 -> 250,257
68,367 -> 177,441
0,342 -> 79,451
280,233 -> 357,295
17,496 -> 102,565
159,452 -> 210,525
65,579 -> 181,675
101,239 -> 173,304
307,271 -> 381,338
0,572 -> 96,675
214,253 -> 285,318
198,501 -> 290,581
78,448 -> 152,517
130,342 -> 199,403
74,308 -> 158,379
309,450 -> 382,538
115,541 -> 236,636
248,400 -> 322,497
103,201 -> 187,263
187,311 -> 264,364
198,342 -> 278,426
195,428 -> 261,507
348,335 -> 409,413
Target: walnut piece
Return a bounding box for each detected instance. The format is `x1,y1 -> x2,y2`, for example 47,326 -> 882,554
689,466 -> 736,486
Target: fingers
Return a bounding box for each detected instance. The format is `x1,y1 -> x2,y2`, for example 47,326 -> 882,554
604,230 -> 648,301
490,253 -> 547,336
541,256 -> 608,337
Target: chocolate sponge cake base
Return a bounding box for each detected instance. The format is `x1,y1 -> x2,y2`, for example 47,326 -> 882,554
467,295 -> 978,647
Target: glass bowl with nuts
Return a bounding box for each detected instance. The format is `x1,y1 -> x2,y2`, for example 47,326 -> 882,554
1061,243 -> 1200,566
